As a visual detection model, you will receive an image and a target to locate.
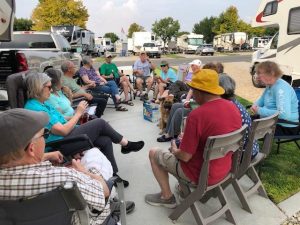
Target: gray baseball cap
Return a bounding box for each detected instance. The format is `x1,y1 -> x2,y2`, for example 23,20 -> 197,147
0,108 -> 49,154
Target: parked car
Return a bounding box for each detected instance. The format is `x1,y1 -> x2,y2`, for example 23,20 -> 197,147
195,44 -> 215,56
0,31 -> 82,108
241,42 -> 252,51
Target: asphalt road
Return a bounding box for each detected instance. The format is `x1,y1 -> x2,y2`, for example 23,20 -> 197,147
93,54 -> 252,68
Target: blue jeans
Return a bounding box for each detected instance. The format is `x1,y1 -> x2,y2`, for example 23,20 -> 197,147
92,81 -> 119,106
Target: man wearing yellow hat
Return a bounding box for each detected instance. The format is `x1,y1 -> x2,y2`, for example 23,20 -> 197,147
145,69 -> 242,208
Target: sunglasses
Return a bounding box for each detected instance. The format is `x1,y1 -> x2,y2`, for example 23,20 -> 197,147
160,65 -> 167,67
44,85 -> 52,90
24,129 -> 50,151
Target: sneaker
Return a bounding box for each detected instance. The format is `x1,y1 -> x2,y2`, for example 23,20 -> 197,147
110,199 -> 135,216
145,193 -> 177,208
121,141 -> 145,154
157,135 -> 172,142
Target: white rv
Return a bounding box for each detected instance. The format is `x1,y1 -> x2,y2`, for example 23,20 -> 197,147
131,32 -> 160,57
177,33 -> 204,54
250,0 -> 300,87
95,37 -> 114,52
213,32 -> 247,52
51,25 -> 95,55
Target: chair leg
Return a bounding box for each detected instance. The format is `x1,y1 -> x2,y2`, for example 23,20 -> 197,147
247,167 -> 268,198
294,141 -> 300,150
169,190 -> 201,222
215,186 -> 237,225
276,141 -> 280,154
231,179 -> 252,213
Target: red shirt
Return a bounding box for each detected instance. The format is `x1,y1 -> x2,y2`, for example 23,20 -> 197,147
179,99 -> 242,185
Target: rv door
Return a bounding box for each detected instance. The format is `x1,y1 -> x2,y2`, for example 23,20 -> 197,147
0,0 -> 15,42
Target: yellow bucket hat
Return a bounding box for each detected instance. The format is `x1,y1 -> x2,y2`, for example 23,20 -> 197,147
187,69 -> 225,95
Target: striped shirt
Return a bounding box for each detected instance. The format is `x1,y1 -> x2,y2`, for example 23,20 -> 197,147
0,161 -> 110,225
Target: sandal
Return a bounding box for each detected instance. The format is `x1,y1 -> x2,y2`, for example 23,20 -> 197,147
122,100 -> 134,106
116,105 -> 128,111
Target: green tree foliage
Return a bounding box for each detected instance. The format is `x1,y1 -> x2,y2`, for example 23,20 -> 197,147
264,27 -> 279,36
31,0 -> 89,31
104,32 -> 119,43
127,23 -> 144,38
152,17 -> 180,47
13,18 -> 33,31
213,6 -> 239,34
193,16 -> 216,43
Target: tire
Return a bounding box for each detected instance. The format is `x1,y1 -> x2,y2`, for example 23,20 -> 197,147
211,53 -> 214,56
251,65 -> 265,88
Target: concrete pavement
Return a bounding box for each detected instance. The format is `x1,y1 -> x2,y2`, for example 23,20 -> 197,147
101,94 -> 297,225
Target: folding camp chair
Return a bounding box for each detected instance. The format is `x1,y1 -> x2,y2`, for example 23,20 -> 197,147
273,87 -> 300,153
169,125 -> 247,225
230,113 -> 278,213
0,181 -> 89,225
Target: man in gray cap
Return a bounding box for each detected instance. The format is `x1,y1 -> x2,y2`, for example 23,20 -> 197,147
0,108 -> 111,224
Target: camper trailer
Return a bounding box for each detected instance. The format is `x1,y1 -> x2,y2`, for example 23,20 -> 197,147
250,36 -> 272,50
250,0 -> 300,87
96,37 -> 114,52
177,33 -> 204,54
213,32 -> 247,52
51,25 -> 95,55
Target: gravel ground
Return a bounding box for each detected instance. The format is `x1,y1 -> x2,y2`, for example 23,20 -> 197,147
282,211 -> 300,225
223,62 -> 264,102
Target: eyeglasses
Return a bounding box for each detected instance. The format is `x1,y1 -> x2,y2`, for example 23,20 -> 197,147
24,129 -> 50,151
44,85 -> 52,90
161,65 -> 167,67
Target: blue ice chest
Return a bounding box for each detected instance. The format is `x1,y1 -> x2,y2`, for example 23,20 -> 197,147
143,102 -> 160,123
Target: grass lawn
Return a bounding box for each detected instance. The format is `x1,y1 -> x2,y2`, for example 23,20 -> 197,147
162,54 -> 185,59
93,57 -> 105,63
236,96 -> 300,203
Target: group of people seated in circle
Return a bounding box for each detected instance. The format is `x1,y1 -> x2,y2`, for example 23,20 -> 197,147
0,50 -> 298,225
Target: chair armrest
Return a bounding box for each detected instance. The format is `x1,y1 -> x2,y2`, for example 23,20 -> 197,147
277,119 -> 300,126
46,134 -> 94,156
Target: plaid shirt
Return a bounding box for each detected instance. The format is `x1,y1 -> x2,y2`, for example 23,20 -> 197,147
0,161 -> 110,225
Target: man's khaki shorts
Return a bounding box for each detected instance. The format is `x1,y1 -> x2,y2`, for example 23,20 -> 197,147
154,149 -> 191,182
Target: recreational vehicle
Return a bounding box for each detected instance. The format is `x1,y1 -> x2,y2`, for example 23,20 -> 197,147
177,33 -> 204,54
51,25 -> 95,55
250,0 -> 300,87
96,37 -> 114,52
213,32 -> 247,52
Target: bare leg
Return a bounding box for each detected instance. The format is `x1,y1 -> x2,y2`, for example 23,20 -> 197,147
149,148 -> 173,199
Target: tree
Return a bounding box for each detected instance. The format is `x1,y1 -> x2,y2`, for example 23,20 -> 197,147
193,16 -> 216,44
213,6 -> 239,34
152,17 -> 180,48
104,32 -> 119,43
31,0 -> 89,31
13,18 -> 33,31
264,27 -> 279,36
127,23 -> 144,38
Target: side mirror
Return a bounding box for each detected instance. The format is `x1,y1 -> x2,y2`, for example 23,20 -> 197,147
0,0 -> 15,42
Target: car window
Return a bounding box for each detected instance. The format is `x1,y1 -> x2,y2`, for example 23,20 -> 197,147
0,34 -> 56,48
55,34 -> 71,49
144,43 -> 155,47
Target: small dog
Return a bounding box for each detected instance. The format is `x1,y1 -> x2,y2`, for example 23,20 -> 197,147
159,95 -> 174,133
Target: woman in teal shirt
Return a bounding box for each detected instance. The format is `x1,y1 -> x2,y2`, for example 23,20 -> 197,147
44,68 -> 74,118
251,61 -> 299,135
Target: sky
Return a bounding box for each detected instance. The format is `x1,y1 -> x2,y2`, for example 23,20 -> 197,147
15,0 -> 262,38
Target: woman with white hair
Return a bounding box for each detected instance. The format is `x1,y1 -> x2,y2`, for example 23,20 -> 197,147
24,72 -> 145,187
